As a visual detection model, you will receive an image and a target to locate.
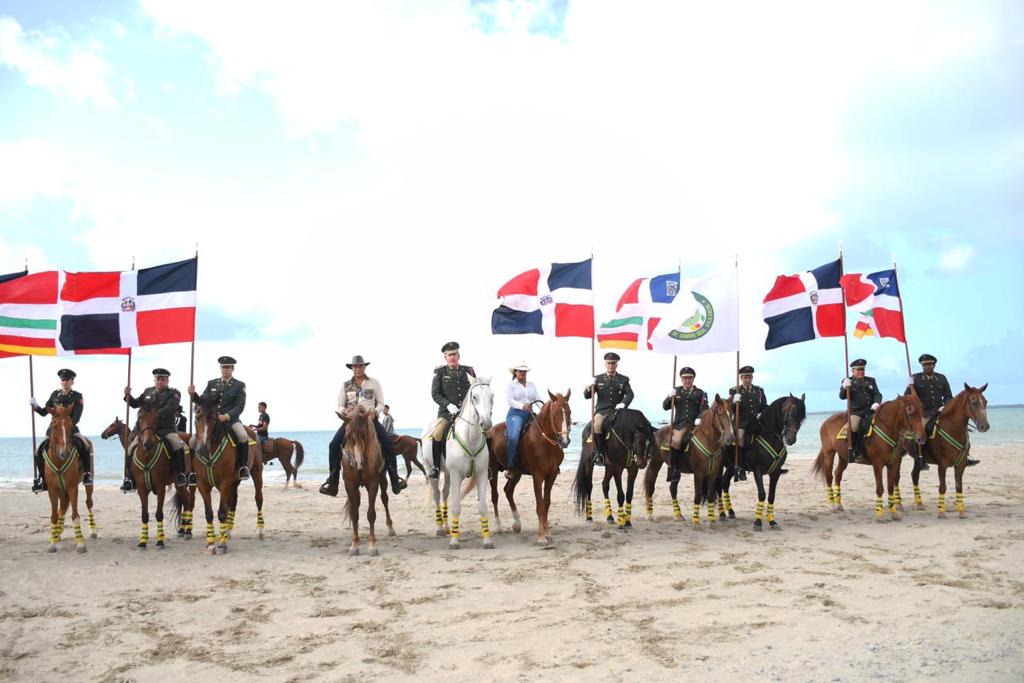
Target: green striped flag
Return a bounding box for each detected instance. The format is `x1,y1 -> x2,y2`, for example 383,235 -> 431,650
0,271 -> 59,358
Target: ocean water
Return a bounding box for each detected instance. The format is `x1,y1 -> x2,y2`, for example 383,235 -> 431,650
2,406 -> 1021,489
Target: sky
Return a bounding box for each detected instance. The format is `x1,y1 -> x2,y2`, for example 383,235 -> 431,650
0,0 -> 1022,437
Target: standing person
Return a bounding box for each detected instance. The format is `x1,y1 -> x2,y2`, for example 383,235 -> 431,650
30,368 -> 92,491
583,352 -> 634,466
121,368 -> 188,490
504,361 -> 540,479
318,355 -> 406,496
662,367 -> 708,483
428,341 -> 475,479
906,353 -> 977,468
840,359 -> 882,463
728,365 -> 767,481
175,406 -> 187,433
188,355 -> 250,483
252,402 -> 270,447
379,405 -> 395,438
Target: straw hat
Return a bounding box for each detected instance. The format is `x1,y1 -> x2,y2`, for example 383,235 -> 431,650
509,361 -> 531,373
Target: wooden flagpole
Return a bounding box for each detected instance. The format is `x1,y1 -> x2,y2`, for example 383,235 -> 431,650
123,256 -> 135,469
668,259 -> 682,430
189,244 -> 199,435
733,255 -> 742,474
840,243 -> 854,452
29,355 -> 38,486
589,248 -> 595,430
891,254 -> 914,379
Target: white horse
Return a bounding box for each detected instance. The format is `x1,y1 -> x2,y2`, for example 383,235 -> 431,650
421,376 -> 494,549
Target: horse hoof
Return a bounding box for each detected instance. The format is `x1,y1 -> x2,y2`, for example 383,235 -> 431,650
387,527 -> 396,537
137,543 -> 147,550
47,545 -> 57,553
753,522 -> 763,531
156,541 -> 166,549
769,521 -> 780,530
483,539 -> 495,549
258,530 -> 265,541
606,517 -> 615,525
293,483 -> 303,489
646,515 -> 655,522
938,511 -> 947,519
90,532 -> 98,539
217,545 -> 228,554
512,523 -> 522,534
349,546 -> 360,556
624,520 -> 633,528
76,545 -> 87,554
435,528 -> 446,537
959,511 -> 967,519
836,504 -> 845,512
876,518 -> 888,524
368,546 -> 379,556
204,546 -> 216,555
449,540 -> 460,550
184,532 -> 193,541
728,509 -> 737,519
616,525 -> 627,532
719,513 -> 727,521
892,513 -> 903,522
916,504 -> 925,511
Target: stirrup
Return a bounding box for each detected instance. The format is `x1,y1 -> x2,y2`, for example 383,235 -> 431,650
391,478 -> 407,494
120,478 -> 135,492
916,458 -> 930,471
237,466 -> 250,481
175,473 -> 188,487
592,452 -> 605,466
505,469 -> 517,480
966,458 -> 980,467
666,467 -> 680,483
82,472 -> 93,485
734,469 -> 747,482
32,478 -> 46,493
186,472 -> 197,486
428,467 -> 439,479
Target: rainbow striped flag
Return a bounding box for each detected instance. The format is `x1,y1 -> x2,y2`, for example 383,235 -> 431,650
0,271 -> 59,357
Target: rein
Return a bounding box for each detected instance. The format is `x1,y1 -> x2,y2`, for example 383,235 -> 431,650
530,400 -> 563,447
451,382 -> 488,477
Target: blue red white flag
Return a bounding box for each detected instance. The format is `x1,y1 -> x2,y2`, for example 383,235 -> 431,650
596,272 -> 680,351
840,269 -> 905,342
491,259 -> 594,338
762,259 -> 845,349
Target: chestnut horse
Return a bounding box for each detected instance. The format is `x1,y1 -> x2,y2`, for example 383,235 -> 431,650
340,405 -> 394,556
909,384 -> 989,518
393,434 -> 427,479
260,436 -> 305,488
572,408 -> 656,530
681,395 -> 735,526
642,426 -> 685,521
811,393 -> 927,522
104,416 -> 196,539
41,406 -> 87,553
222,426 -> 267,541
486,390 -> 572,546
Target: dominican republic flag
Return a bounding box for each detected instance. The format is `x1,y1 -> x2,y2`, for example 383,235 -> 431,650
597,272 -> 680,350
840,269 -> 905,342
491,259 -> 594,337
762,259 -> 845,349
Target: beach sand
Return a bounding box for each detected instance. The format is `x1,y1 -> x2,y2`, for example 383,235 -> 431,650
1,444 -> 1022,682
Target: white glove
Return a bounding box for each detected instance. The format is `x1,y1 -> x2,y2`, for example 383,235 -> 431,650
615,403 -> 626,410
693,418 -> 701,426
906,377 -> 914,387
841,378 -> 851,389
871,402 -> 880,411
731,393 -> 741,403
29,397 -> 37,407
937,405 -> 943,413
446,403 -> 458,415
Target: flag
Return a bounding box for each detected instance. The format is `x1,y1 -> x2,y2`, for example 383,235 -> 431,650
59,257 -> 198,351
0,269 -> 27,285
840,269 -> 905,342
649,270 -> 738,355
0,271 -> 58,358
491,259 -> 593,337
597,272 -> 680,350
762,259 -> 845,349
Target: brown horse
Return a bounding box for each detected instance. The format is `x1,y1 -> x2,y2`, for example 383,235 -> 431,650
340,405 -> 394,556
393,434 -> 427,479
811,393 -> 927,522
909,384 -> 990,518
42,406 -> 87,553
104,416 -> 197,539
681,395 -> 735,526
129,397 -> 192,549
486,391 -> 572,546
643,425 -> 688,521
259,436 -> 305,488
223,426 -> 267,540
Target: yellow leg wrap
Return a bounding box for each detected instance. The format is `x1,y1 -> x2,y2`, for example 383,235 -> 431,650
157,521 -> 166,544
707,502 -> 717,523
717,497 -> 725,515
888,494 -> 896,514
624,502 -> 632,524
724,492 -> 733,512
766,503 -> 775,524
913,485 -> 923,506
603,499 -> 612,519
616,508 -> 625,527
73,521 -> 84,544
49,523 -> 59,544
56,518 -> 65,536
834,486 -> 842,507
827,487 -> 835,505
450,515 -> 460,539
955,493 -> 965,513
645,498 -> 654,516
88,512 -> 97,532
434,506 -> 444,527
139,523 -> 149,545
671,499 -> 682,519
257,511 -> 265,529
691,503 -> 701,525
480,516 -> 490,539
755,501 -> 764,521
218,529 -> 229,545
585,500 -> 593,519
226,510 -> 235,531
938,494 -> 946,513
875,497 -> 885,520
206,522 -> 215,545
441,503 -> 449,526
894,488 -> 902,505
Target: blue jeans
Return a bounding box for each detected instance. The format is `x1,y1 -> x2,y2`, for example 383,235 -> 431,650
506,408 -> 530,468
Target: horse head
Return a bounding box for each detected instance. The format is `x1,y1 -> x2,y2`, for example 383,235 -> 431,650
192,390 -> 221,458
964,382 -> 990,433
101,416 -> 125,440
709,394 -> 735,446
341,405 -> 377,470
780,393 -> 807,446
900,391 -> 927,445
465,376 -> 493,432
546,389 -> 573,448
47,405 -> 74,460
136,396 -> 160,450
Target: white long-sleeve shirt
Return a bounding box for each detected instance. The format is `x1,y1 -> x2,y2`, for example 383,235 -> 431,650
338,376 -> 385,413
506,379 -> 540,411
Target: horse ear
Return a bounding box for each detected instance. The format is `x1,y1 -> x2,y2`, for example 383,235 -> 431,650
565,387 -> 572,400
548,389 -> 555,400
979,382 -> 988,393
800,393 -> 806,402
789,391 -> 794,398
714,393 -> 722,403
964,382 -> 969,392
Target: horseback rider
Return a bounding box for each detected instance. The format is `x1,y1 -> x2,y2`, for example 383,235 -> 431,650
840,358 -> 882,463
188,356 -> 251,483
252,402 -> 270,447
30,368 -> 92,491
427,341 -> 476,479
319,355 -> 407,496
905,353 -> 977,468
120,368 -> 189,491
728,365 -> 767,481
380,405 -> 395,438
663,366 -> 707,483
175,406 -> 187,433
505,361 -> 540,479
583,352 -> 634,466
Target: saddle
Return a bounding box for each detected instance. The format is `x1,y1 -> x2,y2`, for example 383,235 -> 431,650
37,435 -> 89,459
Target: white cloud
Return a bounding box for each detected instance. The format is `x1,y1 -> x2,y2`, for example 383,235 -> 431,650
0,17 -> 117,109
937,243 -> 975,271
0,139 -> 72,205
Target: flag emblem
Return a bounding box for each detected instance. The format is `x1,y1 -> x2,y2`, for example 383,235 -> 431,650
667,291 -> 714,341
539,294 -> 553,306
120,297 -> 136,312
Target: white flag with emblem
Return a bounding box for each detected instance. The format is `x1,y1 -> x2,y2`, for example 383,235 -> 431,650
649,269 -> 739,355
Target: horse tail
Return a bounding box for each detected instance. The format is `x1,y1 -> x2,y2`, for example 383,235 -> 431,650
571,455 -> 591,517
293,440 -> 305,471
810,449 -> 826,482
460,476 -> 476,500
171,488 -> 183,529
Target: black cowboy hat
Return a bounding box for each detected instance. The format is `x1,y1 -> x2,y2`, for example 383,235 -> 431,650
738,365 -> 755,375
218,356 -> 236,366
918,353 -> 937,364
850,359 -> 867,369
346,355 -> 370,369
152,368 -> 170,377
57,368 -> 76,380
441,341 -> 459,353
603,352 -> 620,362
679,367 -> 696,378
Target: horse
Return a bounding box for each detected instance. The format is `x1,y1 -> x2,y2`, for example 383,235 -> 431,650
717,394 -> 806,530
676,395 -> 736,526
908,384 -> 989,518
641,425 -> 687,521
485,390 -> 572,546
259,436 -> 305,488
340,405 -> 395,556
811,392 -> 927,522
104,416 -> 197,539
572,408 -> 656,530
41,406 -> 87,553
393,434 -> 427,479
224,426 -> 267,541
421,376 -> 494,549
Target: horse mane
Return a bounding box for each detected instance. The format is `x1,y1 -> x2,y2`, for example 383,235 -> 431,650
343,405 -> 381,471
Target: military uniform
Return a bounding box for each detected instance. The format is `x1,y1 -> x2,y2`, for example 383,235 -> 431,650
905,372 -> 952,418
583,353 -> 634,461
662,367 -> 707,482
840,359 -> 882,460
425,341 -> 477,478
122,377 -> 188,490
728,365 -> 767,480
190,356 -> 250,482
32,369 -> 92,490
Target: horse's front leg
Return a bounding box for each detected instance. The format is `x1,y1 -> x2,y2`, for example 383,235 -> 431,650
541,474 -> 556,545
380,483 -> 395,537
447,470 -> 463,550
937,464 -> 949,518
253,463 -> 265,540
47,489 -> 59,552
873,463 -> 886,523
366,481 -> 379,556
200,485 -> 217,555
155,487 -> 167,549
69,484 -> 85,554
753,470 -> 767,531
690,473 -> 703,526
488,466 -> 503,533
624,467 -> 638,529
428,466 -> 444,536
954,463 -> 966,518
911,454 -> 925,509
504,473 -> 522,533
441,464 -> 452,533
477,467 -> 494,549
644,453 -> 661,521
705,464 -> 718,526
601,468 -> 614,524
766,470 -> 781,530
613,469 -> 626,527
887,462 -> 903,521
347,475 -> 361,556
137,488 -> 150,549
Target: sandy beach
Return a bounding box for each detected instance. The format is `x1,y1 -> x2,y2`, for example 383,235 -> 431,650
1,443 -> 1022,682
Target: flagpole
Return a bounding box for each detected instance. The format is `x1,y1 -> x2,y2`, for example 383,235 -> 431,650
891,254 -> 913,378
668,257 -> 681,431
124,256 -> 135,468
589,249 -> 595,430
29,355 -> 37,486
840,243 -> 853,453
189,244 -> 198,435
733,254 -> 742,475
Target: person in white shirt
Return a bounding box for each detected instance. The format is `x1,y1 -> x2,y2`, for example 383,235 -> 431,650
505,362 -> 540,479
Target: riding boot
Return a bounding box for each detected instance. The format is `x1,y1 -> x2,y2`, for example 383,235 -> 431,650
171,448 -> 188,487
592,433 -> 606,466
429,439 -> 442,479
666,448 -> 682,483
734,446 -> 748,482
236,439 -> 251,481
32,453 -> 46,492
77,443 -> 93,485
385,450 -> 407,494
966,458 -> 980,467
915,444 -> 930,471
848,431 -> 862,463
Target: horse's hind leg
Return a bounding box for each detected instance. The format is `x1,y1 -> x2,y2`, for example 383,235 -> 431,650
624,468 -> 638,529
669,479 -> 682,520
366,483 -> 379,556
137,489 -> 150,549
254,465 -> 266,540
911,461 -> 925,509
429,474 -> 445,537
478,470 -> 494,549
447,471 -> 463,550
348,482 -> 362,556
488,467 -> 503,533
833,455 -> 847,512
155,488 -> 167,549
503,474 -> 521,534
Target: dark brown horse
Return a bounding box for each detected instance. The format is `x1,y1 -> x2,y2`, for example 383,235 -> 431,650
393,434 -> 427,479
340,406 -> 394,556
42,406 -> 87,553
104,416 -> 196,539
681,395 -> 734,526
642,425 -> 692,522
811,393 -> 927,522
129,397 -> 192,549
572,408 -> 656,530
225,426 -> 267,540
486,391 -> 571,546
260,436 -> 305,488
909,384 -> 989,518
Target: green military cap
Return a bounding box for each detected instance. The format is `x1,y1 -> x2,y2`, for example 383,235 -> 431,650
850,359 -> 867,369
738,365 -> 755,375
918,353 -> 937,364
57,368 -> 76,380
679,367 -> 696,378
153,368 -> 170,377
441,342 -> 459,354
218,355 -> 237,366
603,352 -> 620,361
